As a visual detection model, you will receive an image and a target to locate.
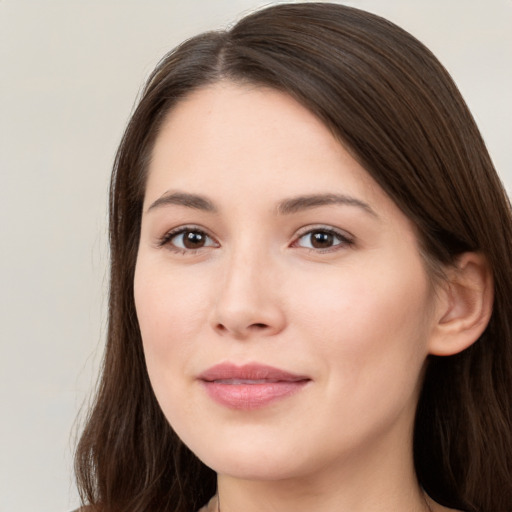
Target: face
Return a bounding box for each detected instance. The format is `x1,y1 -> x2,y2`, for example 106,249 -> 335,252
134,82 -> 440,482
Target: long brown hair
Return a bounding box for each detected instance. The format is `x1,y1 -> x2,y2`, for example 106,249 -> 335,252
75,3 -> 512,511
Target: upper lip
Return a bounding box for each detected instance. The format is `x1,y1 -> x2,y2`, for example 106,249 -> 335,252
199,363 -> 310,383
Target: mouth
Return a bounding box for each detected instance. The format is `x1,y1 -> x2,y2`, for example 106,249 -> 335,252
198,363 -> 311,410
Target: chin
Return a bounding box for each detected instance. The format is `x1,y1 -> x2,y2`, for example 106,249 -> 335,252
204,453 -> 306,481
184,430 -> 318,481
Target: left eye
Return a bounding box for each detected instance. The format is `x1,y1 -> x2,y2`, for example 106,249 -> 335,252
295,229 -> 351,250
163,228 -> 217,250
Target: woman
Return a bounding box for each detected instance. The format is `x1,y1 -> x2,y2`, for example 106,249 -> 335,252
75,3 -> 512,512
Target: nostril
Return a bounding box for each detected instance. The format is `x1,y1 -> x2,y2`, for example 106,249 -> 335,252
250,323 -> 269,329
214,322 -> 270,336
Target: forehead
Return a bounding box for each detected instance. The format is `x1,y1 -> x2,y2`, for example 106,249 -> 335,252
145,81 -> 407,229
152,81 -> 343,168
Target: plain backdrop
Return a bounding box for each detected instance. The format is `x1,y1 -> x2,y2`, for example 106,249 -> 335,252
1,1 -> 511,511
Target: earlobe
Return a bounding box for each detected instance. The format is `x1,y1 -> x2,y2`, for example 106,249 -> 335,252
429,252 -> 494,356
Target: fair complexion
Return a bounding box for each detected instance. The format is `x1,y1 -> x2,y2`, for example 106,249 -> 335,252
134,82 -> 481,511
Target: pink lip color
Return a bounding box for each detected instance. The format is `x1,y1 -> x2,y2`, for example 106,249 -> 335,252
199,363 -> 310,410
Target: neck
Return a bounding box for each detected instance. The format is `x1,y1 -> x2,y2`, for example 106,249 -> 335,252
215,474 -> 430,512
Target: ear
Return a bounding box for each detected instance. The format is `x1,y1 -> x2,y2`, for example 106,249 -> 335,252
429,252 -> 494,356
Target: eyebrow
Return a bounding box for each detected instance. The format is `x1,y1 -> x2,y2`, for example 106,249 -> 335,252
147,192 -> 217,213
146,191 -> 376,217
277,193 -> 377,217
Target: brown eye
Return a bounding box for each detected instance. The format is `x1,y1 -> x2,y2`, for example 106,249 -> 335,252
162,228 -> 217,251
182,230 -> 207,249
310,231 -> 335,248
295,228 -> 352,251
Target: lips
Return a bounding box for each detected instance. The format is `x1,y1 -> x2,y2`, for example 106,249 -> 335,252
198,363 -> 310,410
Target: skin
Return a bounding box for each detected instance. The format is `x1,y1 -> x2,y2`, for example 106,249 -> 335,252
134,81 -> 461,512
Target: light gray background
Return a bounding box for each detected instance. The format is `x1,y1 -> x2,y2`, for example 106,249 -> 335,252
1,1 -> 511,511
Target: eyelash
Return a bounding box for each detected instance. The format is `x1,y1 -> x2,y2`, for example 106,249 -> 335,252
157,225 -> 217,254
157,225 -> 354,254
292,226 -> 354,252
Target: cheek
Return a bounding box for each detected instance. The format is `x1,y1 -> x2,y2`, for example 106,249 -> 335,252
133,259 -> 212,395
135,258 -> 209,339
289,255 -> 433,381
286,263 -> 432,449
134,260 -> 210,430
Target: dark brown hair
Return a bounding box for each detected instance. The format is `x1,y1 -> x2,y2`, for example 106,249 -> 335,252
75,3 -> 512,511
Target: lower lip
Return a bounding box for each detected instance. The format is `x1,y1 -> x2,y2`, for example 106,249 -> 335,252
202,380 -> 309,410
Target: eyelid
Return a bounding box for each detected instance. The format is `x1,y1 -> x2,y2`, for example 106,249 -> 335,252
291,224 -> 354,250
156,223 -> 353,253
157,224 -> 219,250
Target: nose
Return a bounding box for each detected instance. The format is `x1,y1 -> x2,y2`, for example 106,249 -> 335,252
210,249 -> 286,340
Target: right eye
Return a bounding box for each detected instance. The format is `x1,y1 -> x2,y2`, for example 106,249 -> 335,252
291,225 -> 354,253
159,227 -> 218,252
